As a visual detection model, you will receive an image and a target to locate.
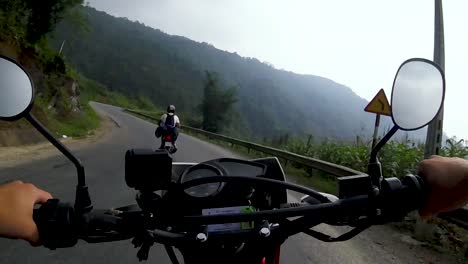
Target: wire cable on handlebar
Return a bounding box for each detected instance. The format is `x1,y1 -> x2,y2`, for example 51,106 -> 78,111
180,176 -> 330,203
181,195 -> 369,225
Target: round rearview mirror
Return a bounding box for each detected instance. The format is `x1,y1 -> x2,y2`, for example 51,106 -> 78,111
391,58 -> 445,131
0,56 -> 34,120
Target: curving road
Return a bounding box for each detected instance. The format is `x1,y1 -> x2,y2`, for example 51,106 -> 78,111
0,102 -> 423,264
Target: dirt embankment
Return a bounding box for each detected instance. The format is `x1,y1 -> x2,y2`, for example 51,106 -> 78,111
0,115 -> 116,168
0,128 -> 44,147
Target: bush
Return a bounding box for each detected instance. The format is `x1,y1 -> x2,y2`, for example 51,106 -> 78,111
280,135 -> 468,179
441,137 -> 468,158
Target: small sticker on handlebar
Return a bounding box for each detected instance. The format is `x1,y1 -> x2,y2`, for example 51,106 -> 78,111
202,206 -> 255,233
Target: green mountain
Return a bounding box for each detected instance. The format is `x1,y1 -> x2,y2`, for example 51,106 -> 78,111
50,7 -> 399,140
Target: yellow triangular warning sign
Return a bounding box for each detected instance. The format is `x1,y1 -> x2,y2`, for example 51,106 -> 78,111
364,89 -> 392,116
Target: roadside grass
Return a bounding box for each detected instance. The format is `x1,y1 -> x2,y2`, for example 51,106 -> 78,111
43,73 -> 162,138
44,103 -> 101,138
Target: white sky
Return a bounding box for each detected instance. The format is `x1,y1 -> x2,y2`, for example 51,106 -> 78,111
88,0 -> 467,139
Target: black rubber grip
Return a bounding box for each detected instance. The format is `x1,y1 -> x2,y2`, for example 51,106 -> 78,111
33,199 -> 78,249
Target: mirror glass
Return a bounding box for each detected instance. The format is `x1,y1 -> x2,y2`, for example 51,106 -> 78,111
0,57 -> 33,119
391,59 -> 445,130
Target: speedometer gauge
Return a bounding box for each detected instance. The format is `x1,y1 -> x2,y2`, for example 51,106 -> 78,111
180,164 -> 223,198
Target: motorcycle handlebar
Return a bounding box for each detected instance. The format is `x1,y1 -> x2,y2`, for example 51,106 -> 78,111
33,175 -> 425,249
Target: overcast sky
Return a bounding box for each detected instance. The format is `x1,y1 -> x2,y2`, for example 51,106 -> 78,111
88,0 -> 467,139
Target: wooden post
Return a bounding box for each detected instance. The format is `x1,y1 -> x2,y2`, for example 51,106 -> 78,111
306,135 -> 313,152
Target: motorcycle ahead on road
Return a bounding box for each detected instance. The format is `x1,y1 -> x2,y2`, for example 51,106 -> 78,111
161,133 -> 177,154
0,55 -> 445,264
156,126 -> 178,154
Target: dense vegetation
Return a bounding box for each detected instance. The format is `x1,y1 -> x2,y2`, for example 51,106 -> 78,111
200,72 -> 238,133
183,126 -> 465,195
0,0 -> 94,137
50,6 -> 431,141
0,1 -> 159,140
279,135 -> 468,183
0,2 -> 447,161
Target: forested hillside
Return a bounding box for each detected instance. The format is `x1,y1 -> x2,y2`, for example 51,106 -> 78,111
51,6 -> 405,140
0,1 -> 160,143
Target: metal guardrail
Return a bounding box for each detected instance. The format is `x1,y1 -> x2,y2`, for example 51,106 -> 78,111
125,109 -> 363,177
182,126 -> 364,177
440,208 -> 468,230
126,108 -> 468,229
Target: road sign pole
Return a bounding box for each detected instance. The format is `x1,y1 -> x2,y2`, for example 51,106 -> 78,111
364,89 -> 391,149
372,114 -> 381,149
424,0 -> 445,158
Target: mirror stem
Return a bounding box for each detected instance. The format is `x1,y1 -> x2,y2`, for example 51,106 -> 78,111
370,125 -> 399,163
25,113 -> 92,213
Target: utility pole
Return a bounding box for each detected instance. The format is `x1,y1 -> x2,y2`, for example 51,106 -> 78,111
59,40 -> 66,55
424,0 -> 445,158
416,0 -> 445,242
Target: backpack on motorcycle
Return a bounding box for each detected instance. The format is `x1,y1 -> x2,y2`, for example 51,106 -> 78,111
165,114 -> 175,127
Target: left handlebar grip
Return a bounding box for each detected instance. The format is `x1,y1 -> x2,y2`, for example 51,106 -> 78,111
34,199 -> 78,249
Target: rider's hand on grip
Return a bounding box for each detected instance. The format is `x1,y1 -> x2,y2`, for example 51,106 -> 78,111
418,155 -> 468,217
0,180 -> 51,245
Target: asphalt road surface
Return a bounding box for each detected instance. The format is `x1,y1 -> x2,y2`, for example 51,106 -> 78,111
0,102 -> 390,264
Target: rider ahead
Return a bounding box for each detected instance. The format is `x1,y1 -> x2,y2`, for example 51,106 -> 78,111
157,105 -> 180,150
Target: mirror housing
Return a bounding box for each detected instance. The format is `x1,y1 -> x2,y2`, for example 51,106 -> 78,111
369,58 -> 446,188
0,55 -> 35,121
391,58 -> 445,131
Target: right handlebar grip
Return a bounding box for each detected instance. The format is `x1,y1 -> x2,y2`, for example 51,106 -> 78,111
379,174 -> 426,221
401,174 -> 426,210
34,199 -> 78,249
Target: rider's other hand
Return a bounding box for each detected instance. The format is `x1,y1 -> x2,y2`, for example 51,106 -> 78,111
418,155 -> 468,217
0,181 -> 52,245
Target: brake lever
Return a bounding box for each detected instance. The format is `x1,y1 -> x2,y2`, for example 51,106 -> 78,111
133,230 -> 155,261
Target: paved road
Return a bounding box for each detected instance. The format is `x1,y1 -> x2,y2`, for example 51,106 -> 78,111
0,102 -> 383,264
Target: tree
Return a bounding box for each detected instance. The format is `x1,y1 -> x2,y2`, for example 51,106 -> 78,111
200,71 -> 237,133
0,0 -> 83,44
23,0 -> 83,43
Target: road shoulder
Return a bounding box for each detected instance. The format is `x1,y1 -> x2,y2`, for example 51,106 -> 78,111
0,114 -> 117,169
